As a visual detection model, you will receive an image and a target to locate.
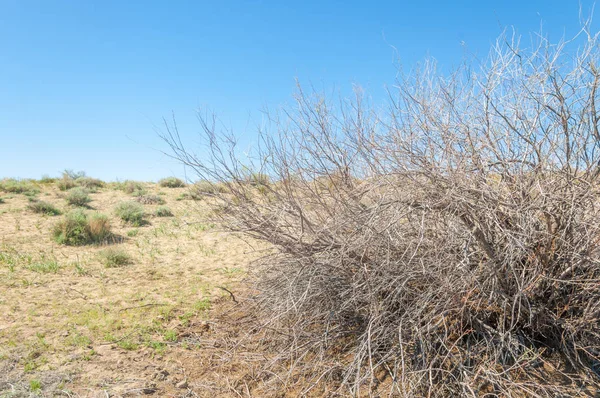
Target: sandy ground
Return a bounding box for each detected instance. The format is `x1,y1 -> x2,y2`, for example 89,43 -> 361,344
0,181 -> 267,397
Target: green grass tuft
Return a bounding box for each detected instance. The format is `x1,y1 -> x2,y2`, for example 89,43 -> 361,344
99,248 -> 132,268
27,200 -> 62,216
115,201 -> 146,226
0,178 -> 40,196
52,210 -> 111,246
154,206 -> 174,217
65,187 -> 92,207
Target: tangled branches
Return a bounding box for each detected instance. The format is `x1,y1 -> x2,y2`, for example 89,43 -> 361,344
164,25 -> 600,397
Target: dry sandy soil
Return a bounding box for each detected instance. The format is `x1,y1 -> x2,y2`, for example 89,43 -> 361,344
0,180 -> 272,397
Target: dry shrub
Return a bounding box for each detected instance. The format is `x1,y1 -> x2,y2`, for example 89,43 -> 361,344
113,180 -> 146,195
57,176 -> 76,191
87,214 -> 111,240
158,176 -> 186,188
164,25 -> 600,397
192,180 -> 228,196
76,177 -> 105,190
135,194 -> 165,205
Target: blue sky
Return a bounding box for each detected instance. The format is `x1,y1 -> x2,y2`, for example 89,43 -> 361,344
0,0 -> 595,181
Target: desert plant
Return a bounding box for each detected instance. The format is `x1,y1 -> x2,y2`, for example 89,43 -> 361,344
63,169 -> 86,180
52,210 -> 111,245
0,178 -> 39,196
27,200 -> 61,216
154,206 -> 173,217
135,194 -> 165,205
115,180 -> 145,195
159,177 -> 186,188
115,201 -> 145,226
99,248 -> 132,268
65,187 -> 91,207
57,174 -> 77,191
38,175 -> 56,184
76,177 -> 105,190
163,24 -> 600,397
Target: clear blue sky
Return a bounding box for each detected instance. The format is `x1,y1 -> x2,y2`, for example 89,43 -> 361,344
0,0 -> 595,181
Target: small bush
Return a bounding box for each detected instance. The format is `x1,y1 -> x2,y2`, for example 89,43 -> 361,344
57,175 -> 77,191
159,177 -> 186,188
63,169 -> 86,180
99,248 -> 132,268
154,206 -> 173,217
193,180 -> 228,195
0,178 -> 40,196
52,210 -> 111,246
116,180 -> 145,195
115,202 -> 145,226
136,194 -> 165,205
76,177 -> 105,190
39,175 -> 56,184
27,200 -> 61,216
65,187 -> 91,207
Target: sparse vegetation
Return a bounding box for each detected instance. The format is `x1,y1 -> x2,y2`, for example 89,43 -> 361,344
29,379 -> 42,392
39,175 -> 57,184
159,177 -> 186,188
0,177 -> 256,395
65,187 -> 92,207
26,257 -> 61,273
52,210 -> 111,245
76,177 -> 104,190
114,180 -> 146,196
114,201 -> 145,226
27,200 -> 61,216
99,248 -> 132,268
57,175 -> 77,191
0,178 -> 40,196
154,206 -> 173,217
136,194 -> 165,205
191,180 -> 228,197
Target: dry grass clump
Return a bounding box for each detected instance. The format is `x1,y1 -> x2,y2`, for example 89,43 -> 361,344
154,206 -> 173,217
113,180 -> 146,196
57,175 -> 77,191
99,248 -> 132,268
114,201 -> 145,226
187,180 -> 228,200
65,187 -> 92,207
76,177 -> 105,190
158,177 -> 186,188
27,200 -> 61,216
39,175 -> 57,184
52,210 -> 111,245
163,26 -> 600,397
56,171 -> 104,191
